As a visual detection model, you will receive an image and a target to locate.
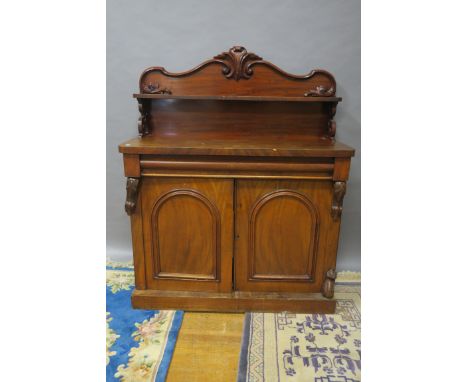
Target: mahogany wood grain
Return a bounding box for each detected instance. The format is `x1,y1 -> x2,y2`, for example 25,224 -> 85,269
119,135 -> 354,157
147,99 -> 330,136
140,158 -> 334,172
139,155 -> 336,181
130,192 -> 146,289
141,172 -> 333,180
120,46 -> 354,313
140,177 -> 233,293
235,179 -> 335,293
333,157 -> 351,181
139,64 -> 334,97
123,154 -> 140,177
139,46 -> 336,98
134,94 -> 342,102
132,289 -> 336,313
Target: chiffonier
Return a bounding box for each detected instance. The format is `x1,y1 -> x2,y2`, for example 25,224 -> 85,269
119,46 -> 354,313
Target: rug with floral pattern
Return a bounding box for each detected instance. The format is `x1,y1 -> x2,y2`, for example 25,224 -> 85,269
237,275 -> 361,382
106,260 -> 184,382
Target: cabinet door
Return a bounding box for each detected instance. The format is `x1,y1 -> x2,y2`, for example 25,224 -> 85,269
235,180 -> 337,293
141,178 -> 233,292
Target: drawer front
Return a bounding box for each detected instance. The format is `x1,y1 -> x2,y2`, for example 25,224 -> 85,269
141,177 -> 233,292
139,155 -> 335,180
234,179 -> 339,293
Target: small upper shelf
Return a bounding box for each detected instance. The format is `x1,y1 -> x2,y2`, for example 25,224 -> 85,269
133,94 -> 341,102
134,47 -> 343,140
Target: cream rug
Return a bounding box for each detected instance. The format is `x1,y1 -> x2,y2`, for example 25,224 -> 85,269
237,274 -> 361,382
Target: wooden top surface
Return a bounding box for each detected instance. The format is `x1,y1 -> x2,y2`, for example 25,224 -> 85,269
121,47 -> 353,157
119,131 -> 355,157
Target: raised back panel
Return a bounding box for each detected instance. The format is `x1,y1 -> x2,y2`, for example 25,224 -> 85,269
148,99 -> 329,137
139,46 -> 336,97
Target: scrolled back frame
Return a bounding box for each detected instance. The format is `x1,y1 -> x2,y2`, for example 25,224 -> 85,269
138,46 -> 337,98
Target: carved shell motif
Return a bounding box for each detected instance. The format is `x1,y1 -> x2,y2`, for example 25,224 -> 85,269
213,46 -> 263,81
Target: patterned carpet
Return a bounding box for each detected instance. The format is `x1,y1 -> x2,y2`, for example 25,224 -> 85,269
106,260 -> 360,382
237,280 -> 361,382
106,260 -> 183,382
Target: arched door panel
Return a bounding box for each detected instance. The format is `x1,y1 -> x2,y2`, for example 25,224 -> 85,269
235,180 -> 334,293
141,178 -> 233,292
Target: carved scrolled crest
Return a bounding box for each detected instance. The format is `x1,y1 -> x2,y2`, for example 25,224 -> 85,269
138,46 -> 338,97
213,46 -> 263,80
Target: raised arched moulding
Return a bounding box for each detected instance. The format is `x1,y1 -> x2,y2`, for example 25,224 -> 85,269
149,189 -> 221,281
139,46 -> 336,97
248,189 -> 320,282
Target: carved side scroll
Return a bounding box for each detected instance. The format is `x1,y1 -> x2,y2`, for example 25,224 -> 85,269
125,177 -> 140,215
321,268 -> 337,298
142,82 -> 172,94
304,85 -> 336,97
331,181 -> 346,220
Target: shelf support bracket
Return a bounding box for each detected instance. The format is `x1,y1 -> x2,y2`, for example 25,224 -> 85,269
125,177 -> 140,215
137,98 -> 151,136
331,181 -> 346,220
327,102 -> 338,139
321,268 -> 337,299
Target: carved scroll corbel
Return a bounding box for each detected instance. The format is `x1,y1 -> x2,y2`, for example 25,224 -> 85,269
321,268 -> 337,298
327,102 -> 338,139
125,177 -> 140,215
331,181 -> 346,220
137,98 -> 151,136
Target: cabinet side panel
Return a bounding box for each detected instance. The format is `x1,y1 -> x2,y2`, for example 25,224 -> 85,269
130,191 -> 146,289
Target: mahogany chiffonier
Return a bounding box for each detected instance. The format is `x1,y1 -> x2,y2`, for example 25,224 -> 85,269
119,46 -> 354,313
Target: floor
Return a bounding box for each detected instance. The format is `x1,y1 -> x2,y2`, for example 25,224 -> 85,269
166,312 -> 245,382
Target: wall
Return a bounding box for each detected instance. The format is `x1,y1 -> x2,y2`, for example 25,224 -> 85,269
107,0 -> 361,270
